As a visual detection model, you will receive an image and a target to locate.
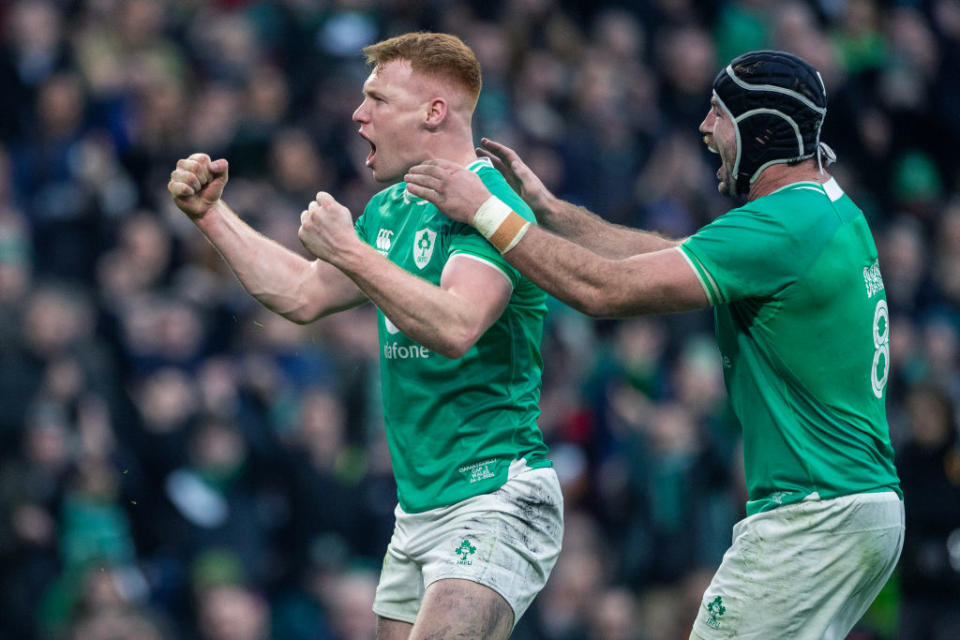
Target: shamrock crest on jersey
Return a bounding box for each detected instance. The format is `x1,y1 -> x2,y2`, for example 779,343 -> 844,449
413,228 -> 436,269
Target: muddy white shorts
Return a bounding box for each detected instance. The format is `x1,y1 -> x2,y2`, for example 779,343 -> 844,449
372,459 -> 564,626
691,491 -> 904,640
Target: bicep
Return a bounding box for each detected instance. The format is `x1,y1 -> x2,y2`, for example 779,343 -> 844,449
440,253 -> 513,331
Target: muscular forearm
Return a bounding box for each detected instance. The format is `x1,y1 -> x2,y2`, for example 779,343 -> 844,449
539,198 -> 679,258
196,201 -> 362,323
500,224 -> 696,317
333,245 -> 489,359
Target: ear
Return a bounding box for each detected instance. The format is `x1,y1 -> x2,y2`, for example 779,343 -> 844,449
424,97 -> 448,130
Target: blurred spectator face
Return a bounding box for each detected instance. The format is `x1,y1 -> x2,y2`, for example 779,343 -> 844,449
189,84 -> 242,151
298,387 -> 346,467
119,0 -> 165,46
589,588 -> 640,640
114,212 -> 172,289
613,318 -> 667,386
659,27 -> 715,96
197,585 -> 269,640
246,65 -> 290,124
198,357 -> 241,416
189,419 -> 247,482
23,286 -> 92,358
24,403 -> 71,469
538,550 -> 603,634
842,0 -> 881,38
191,12 -> 260,82
469,24 -> 510,80
648,404 -> 699,455
136,367 -> 198,433
905,386 -> 953,448
269,128 -> 327,197
879,219 -> 924,305
593,9 -> 644,61
889,7 -> 939,77
922,318 -> 959,379
37,73 -> 85,140
672,339 -> 724,414
326,570 -> 378,640
8,0 -> 62,59
119,294 -> 205,366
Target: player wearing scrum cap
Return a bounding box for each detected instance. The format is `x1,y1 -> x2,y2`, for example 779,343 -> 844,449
406,50 -> 904,639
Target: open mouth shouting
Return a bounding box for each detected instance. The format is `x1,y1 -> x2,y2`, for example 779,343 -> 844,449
360,131 -> 376,168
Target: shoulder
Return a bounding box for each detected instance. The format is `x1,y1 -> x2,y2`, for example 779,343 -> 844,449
471,158 -> 537,222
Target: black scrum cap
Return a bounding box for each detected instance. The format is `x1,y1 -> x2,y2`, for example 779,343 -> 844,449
712,50 -> 831,197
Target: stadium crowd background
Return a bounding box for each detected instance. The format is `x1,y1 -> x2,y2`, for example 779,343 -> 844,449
0,0 -> 959,638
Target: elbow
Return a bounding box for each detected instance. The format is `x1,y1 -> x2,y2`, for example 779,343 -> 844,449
282,302 -> 323,325
285,311 -> 313,325
435,324 -> 484,360
571,289 -> 613,318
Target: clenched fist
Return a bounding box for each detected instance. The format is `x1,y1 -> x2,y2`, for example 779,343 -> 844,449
298,192 -> 358,264
168,153 -> 229,219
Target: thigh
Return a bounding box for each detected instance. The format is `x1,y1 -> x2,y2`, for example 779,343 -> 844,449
690,493 -> 903,640
409,578 -> 513,640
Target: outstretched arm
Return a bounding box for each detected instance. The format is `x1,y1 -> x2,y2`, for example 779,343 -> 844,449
477,138 -> 678,257
298,193 -> 513,359
168,154 -> 366,323
404,159 -> 709,317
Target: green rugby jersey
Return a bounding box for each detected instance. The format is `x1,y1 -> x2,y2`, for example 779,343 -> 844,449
354,158 -> 550,512
680,178 -> 901,515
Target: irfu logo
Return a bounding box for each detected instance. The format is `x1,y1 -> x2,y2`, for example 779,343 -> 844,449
705,596 -> 726,630
413,229 -> 436,269
455,539 -> 476,566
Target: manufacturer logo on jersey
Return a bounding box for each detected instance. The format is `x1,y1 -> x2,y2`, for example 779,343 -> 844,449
704,596 -> 726,629
863,261 -> 884,298
455,539 -> 477,565
413,228 -> 437,269
376,229 -> 394,254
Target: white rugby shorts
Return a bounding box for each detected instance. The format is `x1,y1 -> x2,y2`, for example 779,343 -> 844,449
691,491 -> 904,640
372,459 -> 564,626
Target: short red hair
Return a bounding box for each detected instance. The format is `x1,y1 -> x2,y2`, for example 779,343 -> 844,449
363,32 -> 482,103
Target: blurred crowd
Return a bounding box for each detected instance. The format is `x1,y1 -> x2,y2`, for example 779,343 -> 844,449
0,0 -> 959,639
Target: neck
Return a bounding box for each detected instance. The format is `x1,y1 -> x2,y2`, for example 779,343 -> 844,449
423,126 -> 477,168
747,160 -> 829,201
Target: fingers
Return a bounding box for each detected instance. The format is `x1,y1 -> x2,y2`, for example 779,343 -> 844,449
169,168 -> 203,193
479,138 -> 517,164
403,170 -> 443,192
404,182 -> 435,203
168,180 -> 196,197
476,148 -> 509,175
176,156 -> 213,186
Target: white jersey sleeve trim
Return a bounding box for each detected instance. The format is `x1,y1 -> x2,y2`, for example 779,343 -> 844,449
675,246 -> 718,306
447,251 -> 515,291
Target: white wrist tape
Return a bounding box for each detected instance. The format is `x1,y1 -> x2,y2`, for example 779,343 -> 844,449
472,196 -> 531,254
